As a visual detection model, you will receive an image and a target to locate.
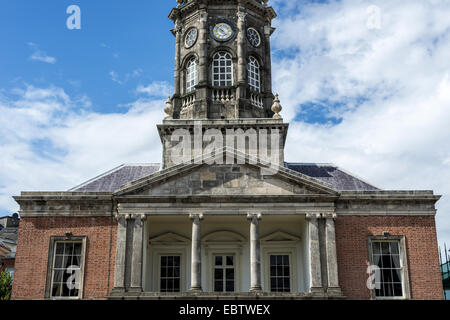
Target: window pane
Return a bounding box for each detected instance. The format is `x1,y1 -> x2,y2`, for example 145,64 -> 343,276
381,242 -> 390,254
214,281 -> 223,292
53,270 -> 63,283
212,52 -> 233,87
393,283 -> 403,296
226,281 -> 234,292
215,269 -> 223,280
226,269 -> 234,281
52,283 -> 63,297
54,255 -> 64,268
390,242 -> 399,255
269,255 -> 291,293
215,256 -> 223,266
371,241 -> 404,298
226,256 -> 234,266
56,243 -> 65,255
51,241 -> 84,298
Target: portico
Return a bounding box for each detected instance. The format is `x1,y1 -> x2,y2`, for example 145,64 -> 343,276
109,195 -> 343,299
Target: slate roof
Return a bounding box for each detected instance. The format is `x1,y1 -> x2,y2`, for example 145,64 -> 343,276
69,162 -> 379,192
285,163 -> 379,191
70,164 -> 161,192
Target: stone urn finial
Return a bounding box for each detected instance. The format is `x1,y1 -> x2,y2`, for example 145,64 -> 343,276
271,94 -> 283,119
164,96 -> 173,120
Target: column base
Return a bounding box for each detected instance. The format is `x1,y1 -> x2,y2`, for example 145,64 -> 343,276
110,287 -> 126,296
327,287 -> 344,296
310,287 -> 325,294
128,287 -> 143,293
249,286 -> 263,292
189,287 -> 203,293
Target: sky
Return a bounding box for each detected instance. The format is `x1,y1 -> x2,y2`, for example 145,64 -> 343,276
0,0 -> 449,248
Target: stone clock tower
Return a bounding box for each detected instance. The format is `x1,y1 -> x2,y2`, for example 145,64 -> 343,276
160,0 -> 287,169
168,0 -> 277,119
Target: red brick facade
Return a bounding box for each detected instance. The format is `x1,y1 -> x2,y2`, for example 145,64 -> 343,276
11,215 -> 443,300
335,215 -> 444,300
11,217 -> 117,300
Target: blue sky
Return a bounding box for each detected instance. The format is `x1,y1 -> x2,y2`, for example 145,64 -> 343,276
0,0 -> 175,113
1,0 -> 450,247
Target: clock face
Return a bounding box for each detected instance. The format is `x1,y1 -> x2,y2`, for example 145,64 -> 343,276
185,28 -> 198,48
212,22 -> 234,41
247,28 -> 261,47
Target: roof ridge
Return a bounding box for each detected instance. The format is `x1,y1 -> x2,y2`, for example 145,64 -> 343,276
286,162 -> 337,166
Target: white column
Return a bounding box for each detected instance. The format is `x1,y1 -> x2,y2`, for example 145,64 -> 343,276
247,213 -> 262,292
113,214 -> 130,291
189,213 -> 203,292
130,214 -> 146,292
325,213 -> 341,292
306,213 -> 323,293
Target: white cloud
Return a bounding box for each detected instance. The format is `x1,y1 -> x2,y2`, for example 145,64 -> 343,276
271,0 -> 450,245
136,81 -> 173,98
109,69 -> 144,85
28,43 -> 56,64
0,84 -> 164,214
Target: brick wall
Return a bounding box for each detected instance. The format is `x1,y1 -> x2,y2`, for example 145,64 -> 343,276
11,217 -> 116,300
335,215 -> 444,300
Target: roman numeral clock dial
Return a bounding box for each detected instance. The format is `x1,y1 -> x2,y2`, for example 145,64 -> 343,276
211,22 -> 234,42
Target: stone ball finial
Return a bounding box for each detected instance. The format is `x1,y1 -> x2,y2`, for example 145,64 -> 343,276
164,96 -> 173,120
271,94 -> 283,119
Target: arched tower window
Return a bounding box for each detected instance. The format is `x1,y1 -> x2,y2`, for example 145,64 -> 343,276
186,57 -> 198,93
212,52 -> 233,87
248,57 -> 260,92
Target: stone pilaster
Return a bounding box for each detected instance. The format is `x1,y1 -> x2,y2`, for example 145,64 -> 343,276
189,213 -> 204,292
196,10 -> 209,118
113,213 -> 131,292
324,213 -> 342,294
306,213 -> 323,293
174,18 -> 182,96
236,9 -> 247,112
129,214 -> 146,292
247,213 -> 262,292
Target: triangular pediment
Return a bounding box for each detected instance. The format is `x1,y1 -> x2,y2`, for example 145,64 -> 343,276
261,231 -> 300,243
149,232 -> 190,245
202,231 -> 246,244
115,148 -> 338,197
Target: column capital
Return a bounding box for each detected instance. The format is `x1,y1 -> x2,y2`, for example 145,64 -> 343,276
198,11 -> 208,23
323,212 -> 337,220
305,213 -> 321,220
131,214 -> 147,221
247,213 -> 262,221
114,213 -> 132,221
189,213 -> 204,221
237,11 -> 247,22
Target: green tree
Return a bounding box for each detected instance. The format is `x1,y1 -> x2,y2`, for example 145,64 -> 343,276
0,270 -> 12,300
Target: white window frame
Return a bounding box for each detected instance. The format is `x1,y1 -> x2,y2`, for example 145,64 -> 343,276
368,236 -> 411,300
151,247 -> 187,293
208,250 -> 240,293
186,57 -> 198,93
248,56 -> 261,93
263,247 -> 297,293
212,52 -> 233,87
45,236 -> 87,300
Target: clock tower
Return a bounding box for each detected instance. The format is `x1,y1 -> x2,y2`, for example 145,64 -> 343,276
160,0 -> 287,169
167,0 -> 277,119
